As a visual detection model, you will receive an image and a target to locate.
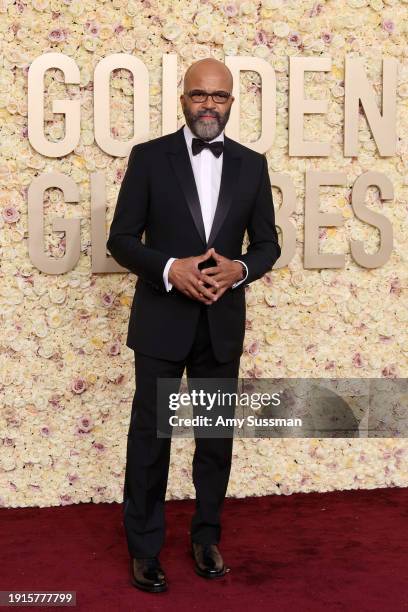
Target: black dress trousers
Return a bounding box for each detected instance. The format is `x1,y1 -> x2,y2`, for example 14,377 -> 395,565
123,302 -> 241,559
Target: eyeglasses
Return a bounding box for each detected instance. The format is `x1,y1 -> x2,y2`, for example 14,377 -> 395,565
185,90 -> 232,104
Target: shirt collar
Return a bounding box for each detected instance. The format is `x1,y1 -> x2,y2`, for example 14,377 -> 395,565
183,122 -> 224,151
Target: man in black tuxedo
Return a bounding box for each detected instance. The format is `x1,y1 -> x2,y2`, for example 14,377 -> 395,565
107,57 -> 281,593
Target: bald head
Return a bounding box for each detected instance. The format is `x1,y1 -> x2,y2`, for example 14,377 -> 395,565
180,58 -> 235,141
183,58 -> 233,94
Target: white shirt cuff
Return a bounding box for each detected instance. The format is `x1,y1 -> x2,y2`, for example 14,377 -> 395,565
163,257 -> 177,292
231,259 -> 248,288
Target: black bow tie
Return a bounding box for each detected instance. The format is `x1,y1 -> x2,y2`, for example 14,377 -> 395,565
192,138 -> 224,158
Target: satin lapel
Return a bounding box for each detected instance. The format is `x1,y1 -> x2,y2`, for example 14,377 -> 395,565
167,127 -> 206,246
206,144 -> 241,249
166,126 -> 242,249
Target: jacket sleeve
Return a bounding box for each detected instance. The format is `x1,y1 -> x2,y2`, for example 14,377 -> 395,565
238,154 -> 281,285
106,144 -> 171,293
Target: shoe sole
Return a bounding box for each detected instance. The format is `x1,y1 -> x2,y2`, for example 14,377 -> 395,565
194,565 -> 227,579
131,577 -> 168,593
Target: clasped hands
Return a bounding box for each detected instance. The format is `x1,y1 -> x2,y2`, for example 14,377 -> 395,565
168,247 -> 243,306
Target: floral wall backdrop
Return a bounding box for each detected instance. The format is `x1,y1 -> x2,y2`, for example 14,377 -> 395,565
0,0 -> 407,507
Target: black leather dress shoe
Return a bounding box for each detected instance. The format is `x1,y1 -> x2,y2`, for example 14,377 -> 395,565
191,542 -> 228,578
130,557 -> 168,592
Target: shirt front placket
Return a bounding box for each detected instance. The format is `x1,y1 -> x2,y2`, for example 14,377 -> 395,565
200,148 -> 213,242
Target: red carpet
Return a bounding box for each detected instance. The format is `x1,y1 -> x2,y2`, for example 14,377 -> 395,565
2,487 -> 408,611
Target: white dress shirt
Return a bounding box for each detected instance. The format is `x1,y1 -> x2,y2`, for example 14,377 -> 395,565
163,123 -> 248,291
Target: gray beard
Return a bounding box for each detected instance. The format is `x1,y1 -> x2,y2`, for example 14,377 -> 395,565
192,117 -> 221,141
184,107 -> 231,141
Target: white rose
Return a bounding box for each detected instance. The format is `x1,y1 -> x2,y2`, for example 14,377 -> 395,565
38,340 -> 56,359
240,1 -> 256,14
49,287 -> 66,305
347,0 -> 368,7
197,27 -> 213,43
1,457 -> 16,471
254,45 -> 270,58
47,308 -> 63,328
273,22 -> 290,37
120,34 -> 135,52
162,23 -> 182,41
68,0 -> 84,16
32,0 -> 49,9
262,0 -> 282,8
223,40 -> 239,55
369,0 -> 384,9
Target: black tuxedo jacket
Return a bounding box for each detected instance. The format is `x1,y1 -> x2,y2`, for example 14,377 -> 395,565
106,124 -> 281,363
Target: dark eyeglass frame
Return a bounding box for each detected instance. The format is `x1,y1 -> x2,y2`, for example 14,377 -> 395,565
184,89 -> 232,104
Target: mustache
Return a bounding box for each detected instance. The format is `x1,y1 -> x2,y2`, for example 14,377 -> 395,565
195,112 -> 219,119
